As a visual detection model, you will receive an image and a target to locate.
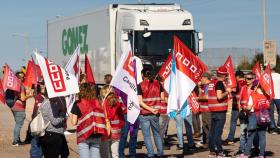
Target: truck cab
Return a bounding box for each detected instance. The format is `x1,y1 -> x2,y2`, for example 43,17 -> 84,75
114,4 -> 203,73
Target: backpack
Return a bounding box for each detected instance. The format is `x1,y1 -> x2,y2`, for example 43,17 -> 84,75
257,108 -> 271,126
5,89 -> 16,108
30,108 -> 50,137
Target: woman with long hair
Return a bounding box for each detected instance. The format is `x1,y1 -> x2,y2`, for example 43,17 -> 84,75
99,85 -> 124,158
70,83 -> 107,158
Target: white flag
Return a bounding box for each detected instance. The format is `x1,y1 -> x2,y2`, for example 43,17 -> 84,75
35,52 -> 79,98
110,41 -> 140,124
133,56 -> 143,84
65,46 -> 81,113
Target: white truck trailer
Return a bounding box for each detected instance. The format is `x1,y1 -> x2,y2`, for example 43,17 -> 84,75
47,3 -> 203,84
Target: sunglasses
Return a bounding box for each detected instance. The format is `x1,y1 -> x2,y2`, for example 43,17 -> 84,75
246,78 -> 254,80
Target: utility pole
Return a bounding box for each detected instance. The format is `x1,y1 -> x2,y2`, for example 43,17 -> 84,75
262,0 -> 267,41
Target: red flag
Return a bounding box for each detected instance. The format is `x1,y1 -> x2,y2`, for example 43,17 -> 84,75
0,80 -> 5,104
259,64 -> 274,99
158,36 -> 208,83
2,64 -> 21,92
188,93 -> 200,114
252,61 -> 261,80
85,54 -> 95,84
24,60 -> 38,88
223,56 -> 237,88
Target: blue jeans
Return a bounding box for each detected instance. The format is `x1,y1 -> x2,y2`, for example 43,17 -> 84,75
30,137 -> 42,158
159,115 -> 169,141
12,111 -> 26,143
227,110 -> 239,140
208,112 -> 226,153
119,114 -> 139,158
78,137 -> 101,158
244,125 -> 267,156
270,99 -> 280,128
139,115 -> 163,157
239,123 -> 247,152
175,113 -> 194,147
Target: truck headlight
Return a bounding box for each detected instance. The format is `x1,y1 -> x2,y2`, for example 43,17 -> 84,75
140,20 -> 149,26
182,19 -> 191,25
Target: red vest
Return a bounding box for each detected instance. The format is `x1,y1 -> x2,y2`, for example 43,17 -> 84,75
104,98 -> 124,139
199,84 -> 210,113
12,86 -> 26,111
140,80 -> 163,115
240,86 -> 252,109
208,80 -> 228,112
251,92 -> 270,115
76,99 -> 106,144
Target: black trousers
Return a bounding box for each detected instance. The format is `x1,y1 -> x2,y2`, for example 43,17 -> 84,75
39,131 -> 69,158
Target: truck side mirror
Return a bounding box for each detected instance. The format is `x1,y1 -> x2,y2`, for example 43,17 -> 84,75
122,32 -> 129,41
198,32 -> 204,53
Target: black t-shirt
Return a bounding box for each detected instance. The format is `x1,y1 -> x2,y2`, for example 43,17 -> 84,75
71,103 -> 82,118
137,82 -> 164,95
215,81 -> 226,92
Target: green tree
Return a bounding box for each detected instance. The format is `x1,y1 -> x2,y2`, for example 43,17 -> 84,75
251,53 -> 280,73
237,56 -> 252,70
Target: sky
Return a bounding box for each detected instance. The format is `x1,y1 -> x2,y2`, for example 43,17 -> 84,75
0,0 -> 279,70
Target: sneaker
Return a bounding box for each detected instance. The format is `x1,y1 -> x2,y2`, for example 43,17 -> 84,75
258,156 -> 264,158
208,152 -> 216,157
176,145 -> 183,150
271,129 -> 278,135
12,141 -> 19,147
275,128 -> 280,134
217,152 -> 231,158
188,145 -> 197,151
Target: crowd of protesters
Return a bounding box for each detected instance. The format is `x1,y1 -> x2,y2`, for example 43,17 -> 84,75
1,63 -> 280,158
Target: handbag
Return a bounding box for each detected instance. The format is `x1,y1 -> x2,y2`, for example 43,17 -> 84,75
247,112 -> 257,131
30,109 -> 50,137
257,108 -> 271,125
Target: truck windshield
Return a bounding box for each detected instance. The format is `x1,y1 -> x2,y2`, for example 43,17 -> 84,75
133,30 -> 195,57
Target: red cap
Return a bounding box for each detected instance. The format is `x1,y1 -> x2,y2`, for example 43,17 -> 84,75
217,66 -> 228,75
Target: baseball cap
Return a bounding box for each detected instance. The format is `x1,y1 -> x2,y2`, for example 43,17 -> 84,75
217,66 -> 228,75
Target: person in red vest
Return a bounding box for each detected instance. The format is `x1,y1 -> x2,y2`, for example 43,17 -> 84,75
224,70 -> 246,145
99,85 -> 124,158
197,72 -> 212,146
138,68 -> 164,158
11,71 -> 33,146
208,66 -> 232,157
234,72 -> 256,156
242,81 -> 271,158
70,83 -> 107,158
